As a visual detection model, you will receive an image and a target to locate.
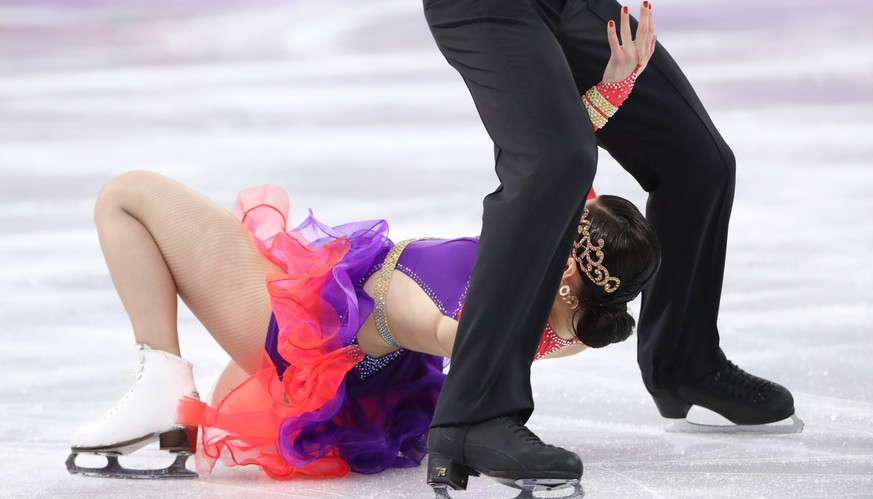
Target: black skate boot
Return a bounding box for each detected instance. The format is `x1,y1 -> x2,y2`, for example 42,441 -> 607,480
426,416 -> 583,498
650,360 -> 802,433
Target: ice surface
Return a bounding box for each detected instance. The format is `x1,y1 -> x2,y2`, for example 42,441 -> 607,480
1,0 -> 872,497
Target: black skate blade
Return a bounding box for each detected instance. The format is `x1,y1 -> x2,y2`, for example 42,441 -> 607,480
66,452 -> 197,479
666,413 -> 804,435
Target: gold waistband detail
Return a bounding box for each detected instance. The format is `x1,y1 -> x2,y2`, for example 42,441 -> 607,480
373,237 -> 442,349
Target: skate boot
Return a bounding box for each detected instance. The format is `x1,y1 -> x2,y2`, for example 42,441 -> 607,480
67,344 -> 200,479
651,360 -> 803,434
426,416 -> 584,498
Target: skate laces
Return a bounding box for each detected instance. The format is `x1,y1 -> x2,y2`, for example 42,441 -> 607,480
134,350 -> 146,380
503,417 -> 547,446
708,361 -> 773,402
97,351 -> 147,422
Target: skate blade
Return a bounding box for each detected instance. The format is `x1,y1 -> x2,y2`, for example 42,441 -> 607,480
66,452 -> 197,479
431,484 -> 453,499
431,480 -> 583,499
506,479 -> 584,498
665,414 -> 804,435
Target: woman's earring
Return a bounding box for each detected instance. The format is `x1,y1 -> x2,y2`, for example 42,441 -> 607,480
559,284 -> 579,310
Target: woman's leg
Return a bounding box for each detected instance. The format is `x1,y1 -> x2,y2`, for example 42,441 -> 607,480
70,173 -> 282,477
93,170 -> 283,368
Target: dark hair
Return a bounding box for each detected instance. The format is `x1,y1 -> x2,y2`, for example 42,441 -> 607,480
569,195 -> 661,348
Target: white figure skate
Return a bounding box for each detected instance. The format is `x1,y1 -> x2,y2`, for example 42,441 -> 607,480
67,344 -> 200,479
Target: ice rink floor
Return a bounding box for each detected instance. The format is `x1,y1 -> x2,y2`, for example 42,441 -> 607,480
1,0 -> 872,497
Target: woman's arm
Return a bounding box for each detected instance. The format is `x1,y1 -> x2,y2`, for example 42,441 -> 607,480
583,2 -> 657,131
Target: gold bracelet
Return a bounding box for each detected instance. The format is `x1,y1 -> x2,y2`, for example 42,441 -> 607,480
584,86 -> 619,118
582,96 -> 609,129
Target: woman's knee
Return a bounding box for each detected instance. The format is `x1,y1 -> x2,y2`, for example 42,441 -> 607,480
94,170 -> 168,221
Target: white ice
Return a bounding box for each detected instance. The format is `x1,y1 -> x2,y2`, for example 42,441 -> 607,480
1,0 -> 872,497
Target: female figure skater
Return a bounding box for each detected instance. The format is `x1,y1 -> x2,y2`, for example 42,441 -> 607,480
67,173 -> 659,484
66,6 -> 660,496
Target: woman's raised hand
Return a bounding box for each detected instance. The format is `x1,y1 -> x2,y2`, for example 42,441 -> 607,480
602,2 -> 657,83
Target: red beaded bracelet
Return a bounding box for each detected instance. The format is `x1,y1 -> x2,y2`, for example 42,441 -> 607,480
582,65 -> 641,130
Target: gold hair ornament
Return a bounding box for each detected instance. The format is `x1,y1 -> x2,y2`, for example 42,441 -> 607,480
572,208 -> 621,293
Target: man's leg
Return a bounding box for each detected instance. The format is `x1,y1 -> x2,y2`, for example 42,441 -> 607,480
425,0 -> 593,428
422,0 -> 589,489
554,0 -> 794,423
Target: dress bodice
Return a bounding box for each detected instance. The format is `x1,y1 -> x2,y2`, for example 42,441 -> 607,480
354,236 -> 581,365
393,237 -> 479,320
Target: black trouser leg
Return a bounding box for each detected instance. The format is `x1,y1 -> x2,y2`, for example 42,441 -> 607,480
424,0 -> 597,427
555,0 -> 734,390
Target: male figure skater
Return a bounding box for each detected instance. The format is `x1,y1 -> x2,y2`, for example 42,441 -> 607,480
423,0 -> 797,495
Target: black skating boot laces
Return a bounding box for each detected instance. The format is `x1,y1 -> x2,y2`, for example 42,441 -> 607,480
707,361 -> 773,403
504,417 -> 549,447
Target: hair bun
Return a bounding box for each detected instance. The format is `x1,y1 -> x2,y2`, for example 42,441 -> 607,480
576,302 -> 635,348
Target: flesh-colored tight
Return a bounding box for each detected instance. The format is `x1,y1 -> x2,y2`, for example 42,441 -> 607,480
93,170 -> 282,378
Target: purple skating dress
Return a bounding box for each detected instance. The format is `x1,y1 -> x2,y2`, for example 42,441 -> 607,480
176,184 -> 580,480
261,235 -> 480,475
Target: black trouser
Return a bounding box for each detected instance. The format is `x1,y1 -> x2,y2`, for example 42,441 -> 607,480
425,0 -> 734,427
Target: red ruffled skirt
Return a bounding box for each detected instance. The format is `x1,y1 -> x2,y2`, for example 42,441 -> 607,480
177,185 -> 445,479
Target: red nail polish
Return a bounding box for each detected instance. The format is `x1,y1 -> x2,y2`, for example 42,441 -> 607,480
643,1 -> 649,8
623,6 -> 628,13
608,20 -> 615,27
648,1 -> 652,8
